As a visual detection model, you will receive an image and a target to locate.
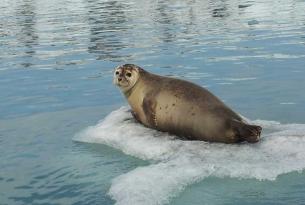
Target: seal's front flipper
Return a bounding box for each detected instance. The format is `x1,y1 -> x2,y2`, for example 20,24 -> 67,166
142,96 -> 157,128
131,110 -> 140,123
231,120 -> 262,143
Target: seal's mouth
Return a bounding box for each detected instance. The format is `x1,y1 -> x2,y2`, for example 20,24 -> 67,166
113,77 -> 130,88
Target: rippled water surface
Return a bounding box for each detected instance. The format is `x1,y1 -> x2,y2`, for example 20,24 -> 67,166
1,0 -> 305,204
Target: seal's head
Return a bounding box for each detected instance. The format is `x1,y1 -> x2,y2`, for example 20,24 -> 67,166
113,64 -> 143,93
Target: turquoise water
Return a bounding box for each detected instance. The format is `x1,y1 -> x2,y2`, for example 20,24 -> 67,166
1,0 -> 305,204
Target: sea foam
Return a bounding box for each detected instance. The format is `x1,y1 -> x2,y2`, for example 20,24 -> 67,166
74,106 -> 305,205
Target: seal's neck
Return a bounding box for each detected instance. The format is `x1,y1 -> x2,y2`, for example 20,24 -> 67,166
123,78 -> 141,98
123,87 -> 134,98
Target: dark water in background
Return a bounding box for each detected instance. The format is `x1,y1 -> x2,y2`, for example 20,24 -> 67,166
1,0 -> 305,204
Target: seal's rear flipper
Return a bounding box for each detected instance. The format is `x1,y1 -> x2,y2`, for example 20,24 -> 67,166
231,120 -> 262,143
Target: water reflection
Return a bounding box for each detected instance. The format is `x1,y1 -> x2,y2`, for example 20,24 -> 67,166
15,0 -> 38,67
154,1 -> 177,43
212,7 -> 229,18
86,0 -> 132,61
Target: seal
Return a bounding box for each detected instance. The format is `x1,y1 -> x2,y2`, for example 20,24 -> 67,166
113,64 -> 262,143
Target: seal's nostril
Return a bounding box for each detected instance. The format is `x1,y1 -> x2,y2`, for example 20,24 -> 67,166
118,78 -> 122,82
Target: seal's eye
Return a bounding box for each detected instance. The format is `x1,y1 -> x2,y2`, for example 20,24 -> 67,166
115,71 -> 119,75
126,72 -> 132,77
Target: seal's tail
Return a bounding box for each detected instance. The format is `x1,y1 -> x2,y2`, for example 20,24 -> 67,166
231,120 -> 262,143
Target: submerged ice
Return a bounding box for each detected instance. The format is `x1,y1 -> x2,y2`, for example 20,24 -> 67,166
74,107 -> 305,205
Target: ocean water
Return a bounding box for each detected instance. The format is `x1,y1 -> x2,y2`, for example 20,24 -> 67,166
1,0 -> 305,205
